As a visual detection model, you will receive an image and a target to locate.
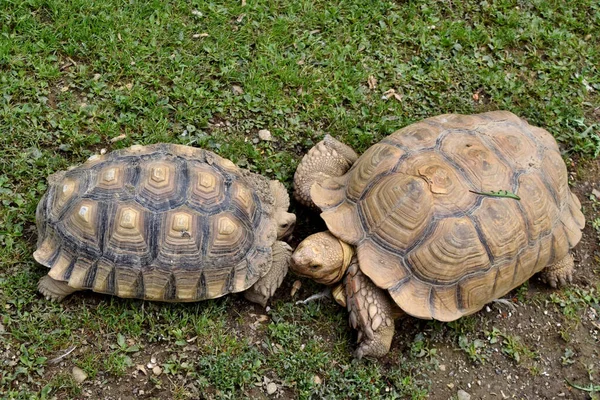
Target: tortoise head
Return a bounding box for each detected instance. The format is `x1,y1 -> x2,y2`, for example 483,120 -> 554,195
275,210 -> 296,240
269,180 -> 296,240
291,231 -> 353,285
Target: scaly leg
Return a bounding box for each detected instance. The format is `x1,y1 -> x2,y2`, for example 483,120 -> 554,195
244,241 -> 292,307
38,275 -> 77,302
344,258 -> 395,359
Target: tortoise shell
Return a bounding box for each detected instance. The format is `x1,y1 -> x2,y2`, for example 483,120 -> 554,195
312,111 -> 585,321
34,144 -> 278,301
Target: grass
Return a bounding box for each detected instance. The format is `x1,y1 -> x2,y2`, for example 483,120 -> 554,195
0,0 -> 599,398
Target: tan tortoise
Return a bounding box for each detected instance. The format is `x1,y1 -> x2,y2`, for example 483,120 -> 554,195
34,143 -> 296,306
291,111 -> 585,358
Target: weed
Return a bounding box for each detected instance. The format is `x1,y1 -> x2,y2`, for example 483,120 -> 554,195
500,334 -> 536,364
458,335 -> 488,364
561,348 -> 576,366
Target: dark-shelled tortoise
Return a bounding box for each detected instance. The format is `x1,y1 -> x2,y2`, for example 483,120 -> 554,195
34,143 -> 296,306
291,111 -> 585,358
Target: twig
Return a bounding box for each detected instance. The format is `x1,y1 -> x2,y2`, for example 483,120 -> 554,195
48,346 -> 77,365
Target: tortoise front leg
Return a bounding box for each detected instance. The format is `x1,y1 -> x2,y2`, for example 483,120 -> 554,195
244,241 -> 292,307
293,135 -> 358,208
38,275 -> 78,302
344,258 -> 396,359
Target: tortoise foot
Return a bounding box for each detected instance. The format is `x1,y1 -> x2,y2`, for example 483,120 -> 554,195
345,258 -> 395,359
38,275 -> 77,302
354,323 -> 394,359
540,253 -> 574,288
244,241 -> 292,307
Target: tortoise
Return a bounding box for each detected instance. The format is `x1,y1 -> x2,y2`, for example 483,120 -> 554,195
34,143 -> 296,307
290,111 -> 585,358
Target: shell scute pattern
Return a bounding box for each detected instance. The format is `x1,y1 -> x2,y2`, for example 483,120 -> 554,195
34,144 -> 276,301
318,112 -> 584,320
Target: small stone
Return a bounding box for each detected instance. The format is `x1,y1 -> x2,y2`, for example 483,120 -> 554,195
592,189 -> 600,199
266,382 -> 277,395
313,375 -> 322,385
439,364 -> 446,371
72,366 -> 88,384
258,129 -> 272,141
457,389 -> 471,400
152,366 -> 162,376
447,383 -> 454,389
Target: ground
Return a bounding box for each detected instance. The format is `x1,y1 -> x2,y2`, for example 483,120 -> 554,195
0,0 -> 599,399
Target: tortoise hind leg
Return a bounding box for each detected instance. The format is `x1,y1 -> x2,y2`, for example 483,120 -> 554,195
244,241 -> 292,307
38,275 -> 78,302
345,258 -> 396,359
540,253 -> 574,288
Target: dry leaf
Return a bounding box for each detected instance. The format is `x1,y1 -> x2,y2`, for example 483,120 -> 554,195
193,33 -> 209,39
236,14 -> 246,23
241,0 -> 246,5
109,134 -> 127,143
60,85 -> 70,93
125,83 -> 133,90
117,33 -> 122,41
313,375 -> 322,385
382,89 -> 402,102
367,75 -> 377,90
232,85 -> 244,95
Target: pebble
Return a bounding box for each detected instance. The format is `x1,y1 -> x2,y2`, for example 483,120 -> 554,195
313,375 -> 322,385
592,188 -> 600,199
258,129 -> 272,141
457,389 -> 471,400
72,366 -> 88,384
266,382 -> 277,395
152,366 -> 162,376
